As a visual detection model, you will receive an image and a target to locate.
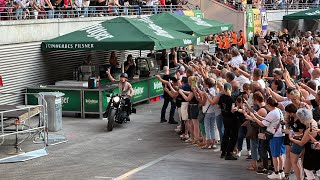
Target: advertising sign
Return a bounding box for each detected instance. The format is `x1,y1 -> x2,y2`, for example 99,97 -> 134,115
149,77 -> 163,98
27,88 -> 81,112
131,80 -> 149,103
246,9 -> 254,42
253,8 -> 262,35
83,91 -> 99,112
260,8 -> 268,35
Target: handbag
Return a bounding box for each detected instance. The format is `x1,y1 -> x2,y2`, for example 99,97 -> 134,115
199,105 -> 211,123
246,121 -> 259,139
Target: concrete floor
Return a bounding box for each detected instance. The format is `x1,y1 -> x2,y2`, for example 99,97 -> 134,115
0,101 -> 277,180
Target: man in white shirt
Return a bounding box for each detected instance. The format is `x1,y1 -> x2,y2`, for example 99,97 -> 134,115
229,48 -> 243,67
253,68 -> 266,89
234,65 -> 250,91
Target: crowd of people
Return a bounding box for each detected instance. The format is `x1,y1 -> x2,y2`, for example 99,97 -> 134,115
156,28 -> 320,180
217,0 -> 320,11
0,0 -> 190,20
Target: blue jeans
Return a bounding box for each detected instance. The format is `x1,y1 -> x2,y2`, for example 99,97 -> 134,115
89,7 -> 96,16
15,8 -> 23,20
123,6 -> 129,15
250,139 -> 259,160
215,114 -> 224,141
113,6 -> 119,15
153,5 -> 158,14
204,113 -> 216,140
47,9 -> 54,19
237,126 -> 250,151
83,7 -> 89,17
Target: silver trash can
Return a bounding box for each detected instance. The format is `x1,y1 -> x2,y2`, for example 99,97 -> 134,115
37,92 -> 65,132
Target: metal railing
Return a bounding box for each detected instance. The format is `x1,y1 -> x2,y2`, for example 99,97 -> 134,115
0,4 -> 199,21
0,92 -> 48,155
213,0 -> 319,11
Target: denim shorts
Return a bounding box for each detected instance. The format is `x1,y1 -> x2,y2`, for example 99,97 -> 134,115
269,136 -> 286,157
290,143 -> 304,155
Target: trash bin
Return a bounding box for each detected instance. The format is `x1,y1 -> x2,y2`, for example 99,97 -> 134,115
37,92 -> 65,132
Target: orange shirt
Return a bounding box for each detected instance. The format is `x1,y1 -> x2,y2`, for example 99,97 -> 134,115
231,32 -> 237,45
218,37 -> 223,49
224,38 -> 229,49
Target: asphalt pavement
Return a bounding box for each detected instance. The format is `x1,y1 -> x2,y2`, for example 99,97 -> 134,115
0,100 -> 275,180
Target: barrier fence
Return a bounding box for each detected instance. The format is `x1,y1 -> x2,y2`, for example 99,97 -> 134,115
0,4 -> 199,20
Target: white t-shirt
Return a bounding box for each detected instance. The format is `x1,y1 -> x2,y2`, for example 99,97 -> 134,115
280,97 -> 292,108
313,43 -> 320,58
256,79 -> 266,89
229,55 -> 243,67
203,87 -> 216,114
262,108 -> 284,137
235,75 -> 250,91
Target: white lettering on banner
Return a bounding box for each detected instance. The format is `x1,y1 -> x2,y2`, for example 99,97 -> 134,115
306,10 -> 320,16
183,39 -> 192,45
137,17 -> 174,39
189,16 -> 212,27
134,87 -> 144,95
221,26 -> 229,31
62,97 -> 69,104
154,82 -> 162,90
46,44 -> 95,49
85,99 -> 98,104
261,12 -> 268,26
81,23 -> 114,41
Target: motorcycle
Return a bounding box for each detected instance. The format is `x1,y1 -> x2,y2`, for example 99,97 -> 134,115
104,93 -> 136,131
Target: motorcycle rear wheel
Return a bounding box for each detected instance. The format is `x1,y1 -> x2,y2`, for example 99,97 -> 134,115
107,109 -> 116,131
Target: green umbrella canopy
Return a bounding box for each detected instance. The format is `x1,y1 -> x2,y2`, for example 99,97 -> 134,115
149,12 -> 233,36
283,7 -> 320,20
41,16 -> 197,51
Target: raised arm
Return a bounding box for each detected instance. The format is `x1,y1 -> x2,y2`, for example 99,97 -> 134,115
106,69 -> 119,83
251,45 -> 272,60
155,75 -> 169,84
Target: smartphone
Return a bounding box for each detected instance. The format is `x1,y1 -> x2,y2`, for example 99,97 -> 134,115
231,103 -> 235,109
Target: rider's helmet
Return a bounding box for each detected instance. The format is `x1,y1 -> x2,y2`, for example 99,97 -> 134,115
120,73 -> 128,79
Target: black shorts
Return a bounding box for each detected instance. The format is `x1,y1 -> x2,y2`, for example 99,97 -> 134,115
188,104 -> 199,120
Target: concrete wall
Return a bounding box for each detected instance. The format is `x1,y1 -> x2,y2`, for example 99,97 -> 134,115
0,15 -> 144,45
188,0 -> 246,31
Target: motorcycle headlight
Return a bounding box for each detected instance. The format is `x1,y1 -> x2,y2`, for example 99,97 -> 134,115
113,96 -> 120,103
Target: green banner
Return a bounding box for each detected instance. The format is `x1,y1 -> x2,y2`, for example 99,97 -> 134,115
83,91 -> 99,112
131,80 -> 149,103
149,77 -> 163,98
247,9 -> 254,42
27,88 -> 81,112
192,10 -> 204,18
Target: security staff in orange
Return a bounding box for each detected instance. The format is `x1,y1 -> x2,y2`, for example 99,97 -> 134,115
217,34 -> 224,52
223,34 -> 230,54
237,30 -> 246,49
231,31 -> 237,47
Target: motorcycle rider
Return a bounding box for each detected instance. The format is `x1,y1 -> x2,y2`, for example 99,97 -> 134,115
104,68 -> 135,119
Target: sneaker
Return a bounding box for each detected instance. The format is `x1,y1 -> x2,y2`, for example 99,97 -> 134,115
256,168 -> 269,175
267,172 -> 281,179
246,155 -> 252,160
174,128 -> 181,132
280,172 -> 285,179
185,138 -> 193,143
180,134 -> 189,138
236,152 -> 241,157
168,120 -> 178,124
225,155 -> 238,160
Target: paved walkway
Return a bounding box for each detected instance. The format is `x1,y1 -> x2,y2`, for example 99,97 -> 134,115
0,101 -> 284,180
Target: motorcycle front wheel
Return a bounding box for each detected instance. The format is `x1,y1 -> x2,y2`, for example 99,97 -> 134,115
107,109 -> 117,131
